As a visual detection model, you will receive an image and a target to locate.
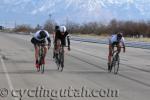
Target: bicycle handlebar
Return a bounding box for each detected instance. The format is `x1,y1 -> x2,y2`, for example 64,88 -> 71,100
38,43 -> 49,46
113,46 -> 125,48
112,46 -> 125,52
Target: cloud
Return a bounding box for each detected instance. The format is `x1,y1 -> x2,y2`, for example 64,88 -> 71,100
0,0 -> 150,26
31,0 -> 56,15
1,0 -> 149,16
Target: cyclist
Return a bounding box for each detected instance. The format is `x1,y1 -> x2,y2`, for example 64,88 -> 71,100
53,25 -> 60,58
53,25 -> 70,58
31,30 -> 51,69
53,25 -> 59,40
108,32 -> 126,70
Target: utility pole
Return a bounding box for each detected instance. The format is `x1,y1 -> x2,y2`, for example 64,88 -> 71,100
49,13 -> 52,21
66,16 -> 69,29
5,20 -> 7,28
14,21 -> 16,28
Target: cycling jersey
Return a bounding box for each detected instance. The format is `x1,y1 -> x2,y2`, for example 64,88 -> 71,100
109,35 -> 125,45
31,30 -> 51,45
54,30 -> 69,46
34,30 -> 50,41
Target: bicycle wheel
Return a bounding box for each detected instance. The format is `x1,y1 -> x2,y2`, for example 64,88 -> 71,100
39,46 -> 45,73
54,50 -> 61,70
108,63 -> 112,72
109,50 -> 116,72
41,64 -> 44,73
38,57 -> 44,73
60,47 -> 64,72
109,54 -> 115,72
114,55 -> 120,74
114,54 -> 120,74
110,56 -> 115,73
37,47 -> 42,72
57,52 -> 61,70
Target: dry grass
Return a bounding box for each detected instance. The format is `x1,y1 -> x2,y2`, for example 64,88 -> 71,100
125,37 -> 150,42
74,34 -> 109,39
74,34 -> 150,42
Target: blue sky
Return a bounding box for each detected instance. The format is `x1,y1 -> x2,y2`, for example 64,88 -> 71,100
0,0 -> 150,28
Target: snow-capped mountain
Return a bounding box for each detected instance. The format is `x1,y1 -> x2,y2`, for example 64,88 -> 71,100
0,0 -> 150,26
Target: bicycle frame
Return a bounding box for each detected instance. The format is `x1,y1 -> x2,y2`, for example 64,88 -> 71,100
37,43 -> 46,73
55,45 -> 64,72
54,38 -> 70,71
111,50 -> 120,74
109,46 -> 124,74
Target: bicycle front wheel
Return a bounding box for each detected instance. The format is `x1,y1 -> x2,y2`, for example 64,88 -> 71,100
114,55 -> 120,74
41,64 -> 45,73
60,48 -> 64,72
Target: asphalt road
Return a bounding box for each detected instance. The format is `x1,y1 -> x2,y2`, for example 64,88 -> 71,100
0,32 -> 150,100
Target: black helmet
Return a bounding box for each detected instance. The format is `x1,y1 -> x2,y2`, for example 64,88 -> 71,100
39,30 -> 46,38
117,32 -> 123,41
55,25 -> 59,30
117,32 -> 123,38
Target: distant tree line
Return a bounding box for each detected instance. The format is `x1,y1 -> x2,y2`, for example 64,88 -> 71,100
66,19 -> 150,38
13,19 -> 56,34
13,24 -> 33,33
13,19 -> 150,37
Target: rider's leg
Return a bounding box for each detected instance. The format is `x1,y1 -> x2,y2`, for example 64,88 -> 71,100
31,37 -> 39,68
53,48 -> 55,58
117,44 -> 121,54
53,43 -> 57,58
34,45 -> 39,68
108,44 -> 113,65
56,39 -> 61,53
108,44 -> 113,70
43,46 -> 47,64
55,39 -> 61,62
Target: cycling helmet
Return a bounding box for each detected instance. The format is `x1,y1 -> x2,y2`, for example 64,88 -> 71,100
55,25 -> 59,30
60,26 -> 66,33
117,32 -> 123,38
39,30 -> 47,38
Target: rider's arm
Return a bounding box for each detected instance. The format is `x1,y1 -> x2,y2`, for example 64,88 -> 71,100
123,43 -> 126,52
53,32 -> 55,41
64,31 -> 69,37
47,37 -> 51,44
47,37 -> 51,49
44,30 -> 51,47
67,35 -> 70,50
67,36 -> 70,46
121,37 -> 126,52
65,31 -> 70,50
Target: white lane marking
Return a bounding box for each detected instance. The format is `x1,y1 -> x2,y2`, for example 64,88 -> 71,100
0,56 -> 18,100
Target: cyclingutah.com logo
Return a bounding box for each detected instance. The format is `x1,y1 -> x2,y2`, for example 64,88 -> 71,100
0,86 -> 119,100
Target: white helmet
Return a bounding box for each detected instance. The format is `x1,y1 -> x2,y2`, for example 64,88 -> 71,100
60,26 -> 66,33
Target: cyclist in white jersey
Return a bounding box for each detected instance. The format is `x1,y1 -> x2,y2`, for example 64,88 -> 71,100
31,30 -> 51,68
108,32 -> 126,70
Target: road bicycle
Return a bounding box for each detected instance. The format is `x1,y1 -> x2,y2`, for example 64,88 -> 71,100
37,43 -> 47,73
54,44 -> 65,72
54,40 -> 70,72
109,47 -> 124,74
